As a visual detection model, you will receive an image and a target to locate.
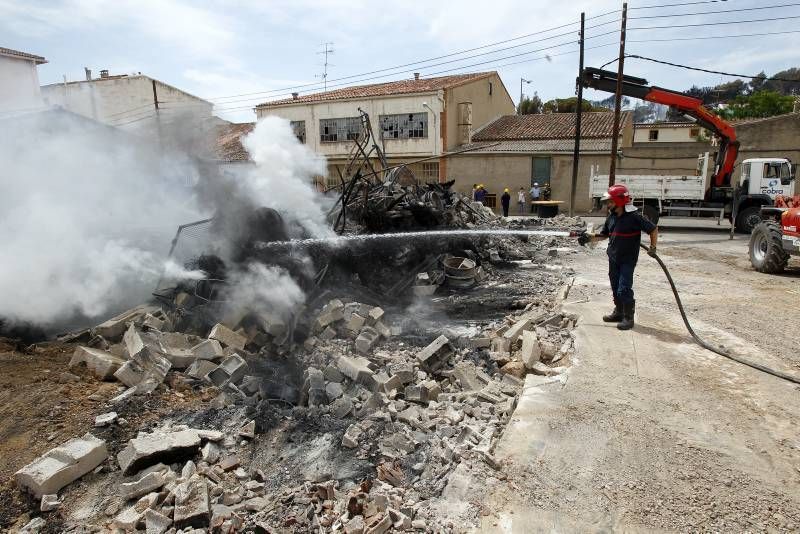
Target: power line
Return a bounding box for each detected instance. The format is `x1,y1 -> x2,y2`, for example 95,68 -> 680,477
629,13 -> 800,30
630,2 -> 800,19
629,28 -> 800,42
629,0 -> 736,9
625,54 -> 800,82
210,16 -> 620,103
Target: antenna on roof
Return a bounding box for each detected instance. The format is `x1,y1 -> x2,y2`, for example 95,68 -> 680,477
316,42 -> 334,91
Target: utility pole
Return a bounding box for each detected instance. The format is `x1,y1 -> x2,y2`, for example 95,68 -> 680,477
569,12 -> 585,217
608,2 -> 627,187
317,42 -> 334,91
519,78 -> 531,114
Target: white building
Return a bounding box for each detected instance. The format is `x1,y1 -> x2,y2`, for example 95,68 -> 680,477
0,47 -> 47,113
41,70 -> 213,129
633,122 -> 705,143
254,72 -> 515,185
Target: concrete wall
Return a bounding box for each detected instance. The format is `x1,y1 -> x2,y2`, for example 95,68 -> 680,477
633,125 -> 700,143
444,72 -> 515,151
447,152 -> 610,213
41,76 -> 212,126
257,93 -> 444,160
0,55 -> 43,113
735,113 -> 800,166
619,142 -> 711,176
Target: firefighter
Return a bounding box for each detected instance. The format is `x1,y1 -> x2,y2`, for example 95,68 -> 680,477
583,184 -> 658,330
501,188 -> 511,217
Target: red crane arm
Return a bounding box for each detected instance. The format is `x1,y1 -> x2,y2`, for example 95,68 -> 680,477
579,68 -> 739,187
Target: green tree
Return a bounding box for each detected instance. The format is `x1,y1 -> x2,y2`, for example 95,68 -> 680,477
719,90 -> 795,120
541,97 -> 606,113
517,93 -> 543,114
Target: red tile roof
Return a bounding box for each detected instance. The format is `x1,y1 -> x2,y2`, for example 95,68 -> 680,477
0,47 -> 46,64
257,72 -> 496,108
474,111 -> 631,141
215,122 -> 255,162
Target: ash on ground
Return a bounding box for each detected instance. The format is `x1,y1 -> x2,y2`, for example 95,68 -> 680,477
6,197 -> 585,534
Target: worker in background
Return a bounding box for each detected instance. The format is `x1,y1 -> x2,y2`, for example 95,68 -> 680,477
580,184 -> 658,330
517,187 -> 526,214
501,188 -> 511,217
472,184 -> 478,201
474,184 -> 487,204
529,182 -> 541,215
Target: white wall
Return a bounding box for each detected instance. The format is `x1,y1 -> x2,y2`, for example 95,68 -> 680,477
634,125 -> 700,143
256,92 -> 444,160
0,55 -> 44,113
41,76 -> 212,127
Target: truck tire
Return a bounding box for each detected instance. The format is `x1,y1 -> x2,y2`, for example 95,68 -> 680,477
749,221 -> 789,274
642,204 -> 660,225
735,206 -> 762,233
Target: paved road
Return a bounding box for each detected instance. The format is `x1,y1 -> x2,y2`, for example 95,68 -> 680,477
478,224 -> 800,532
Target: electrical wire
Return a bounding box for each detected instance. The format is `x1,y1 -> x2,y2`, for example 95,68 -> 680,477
630,0 -> 736,9
629,1 -> 800,19
629,13 -> 800,30
641,244 -> 800,385
625,54 -> 800,82
628,28 -> 800,42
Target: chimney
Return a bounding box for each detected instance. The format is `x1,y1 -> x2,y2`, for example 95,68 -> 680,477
414,73 -> 420,81
292,92 -> 299,100
84,67 -> 92,81
100,69 -> 109,79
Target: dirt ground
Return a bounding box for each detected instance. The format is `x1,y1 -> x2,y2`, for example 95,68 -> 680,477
478,220 -> 800,532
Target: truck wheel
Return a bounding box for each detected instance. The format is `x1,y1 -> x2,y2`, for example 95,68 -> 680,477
642,205 -> 660,225
749,221 -> 789,274
735,206 -> 762,233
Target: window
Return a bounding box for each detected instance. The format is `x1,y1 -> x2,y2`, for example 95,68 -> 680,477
420,162 -> 439,180
319,117 -> 362,143
648,130 -> 659,141
290,121 -> 306,143
380,113 -> 428,139
690,128 -> 700,139
741,162 -> 751,180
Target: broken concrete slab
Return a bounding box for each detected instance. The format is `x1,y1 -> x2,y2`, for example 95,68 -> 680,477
190,339 -> 224,361
69,346 -> 126,380
342,424 -> 361,448
40,493 -> 61,512
347,313 -> 366,332
337,355 -> 375,385
208,323 -> 247,351
120,470 -> 167,501
117,429 -> 202,475
355,326 -> 380,354
93,304 -> 158,341
94,412 -> 118,427
520,330 -> 542,369
186,359 -> 217,380
239,420 -> 255,439
15,433 -> 108,498
416,335 -> 454,372
144,508 -> 173,534
114,360 -> 146,388
173,475 -> 210,529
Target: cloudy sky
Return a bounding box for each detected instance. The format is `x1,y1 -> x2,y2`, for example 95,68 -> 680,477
2,0 -> 798,122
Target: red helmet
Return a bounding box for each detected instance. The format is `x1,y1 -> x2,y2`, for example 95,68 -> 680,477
602,184 -> 631,208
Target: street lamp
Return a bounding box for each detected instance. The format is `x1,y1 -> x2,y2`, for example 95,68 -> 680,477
520,78 -> 532,114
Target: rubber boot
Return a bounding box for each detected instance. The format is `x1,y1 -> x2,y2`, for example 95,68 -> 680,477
602,299 -> 623,322
617,300 -> 635,330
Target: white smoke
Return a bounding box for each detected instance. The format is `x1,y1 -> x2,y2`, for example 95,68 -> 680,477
241,116 -> 333,238
223,263 -> 306,322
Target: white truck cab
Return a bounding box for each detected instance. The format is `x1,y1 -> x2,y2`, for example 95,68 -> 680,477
739,158 -> 795,199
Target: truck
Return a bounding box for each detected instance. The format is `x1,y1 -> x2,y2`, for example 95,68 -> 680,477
589,153 -> 795,231
749,202 -> 800,273
579,67 -> 796,232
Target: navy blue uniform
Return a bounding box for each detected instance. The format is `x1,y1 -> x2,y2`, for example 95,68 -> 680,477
600,209 -> 657,304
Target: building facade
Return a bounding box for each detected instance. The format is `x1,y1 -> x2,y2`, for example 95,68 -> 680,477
0,47 -> 47,113
41,71 -> 213,128
633,121 -> 705,143
448,112 -> 633,213
734,112 -> 800,167
254,72 -> 514,186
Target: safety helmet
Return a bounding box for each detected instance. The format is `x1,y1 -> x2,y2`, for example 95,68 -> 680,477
504,188 -> 509,192
601,184 -> 631,207
533,182 -> 539,186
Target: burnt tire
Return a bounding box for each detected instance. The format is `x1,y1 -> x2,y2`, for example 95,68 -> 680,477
749,221 -> 789,274
735,206 -> 762,233
641,204 -> 660,225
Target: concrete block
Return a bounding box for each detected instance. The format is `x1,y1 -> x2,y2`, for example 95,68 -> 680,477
218,354 -> 248,384
416,335 -> 453,372
114,360 -> 146,388
337,355 -> 374,385
186,359 -> 217,380
520,330 -> 541,369
347,313 -> 366,332
342,424 -> 361,449
144,508 -> 173,534
323,364 -> 344,383
40,494 -> 61,512
388,363 -> 414,385
470,337 -> 491,349
173,475 -> 210,529
367,307 -> 385,324
120,470 -> 167,501
331,396 -> 353,418
15,433 -> 108,498
93,305 -> 156,341
69,346 -> 125,380
490,336 -> 511,353
239,420 -> 255,439
94,412 -> 118,427
162,348 -> 196,369
404,385 -> 428,404
117,429 -> 202,475
412,284 -> 437,297
373,320 -> 392,338
325,381 -> 344,400
355,326 -> 380,354
208,323 -> 246,351
320,326 -> 337,340
503,318 -> 532,344
371,371 -> 403,394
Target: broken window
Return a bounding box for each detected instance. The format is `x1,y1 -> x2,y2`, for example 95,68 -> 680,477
648,130 -> 659,141
380,113 -> 428,140
319,117 -> 362,143
290,121 -> 306,143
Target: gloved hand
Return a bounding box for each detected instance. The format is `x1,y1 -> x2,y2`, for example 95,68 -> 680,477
577,231 -> 591,246
647,245 -> 657,257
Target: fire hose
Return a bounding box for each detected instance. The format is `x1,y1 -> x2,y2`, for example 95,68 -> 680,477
637,242 -> 800,386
